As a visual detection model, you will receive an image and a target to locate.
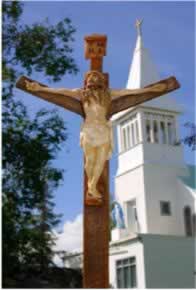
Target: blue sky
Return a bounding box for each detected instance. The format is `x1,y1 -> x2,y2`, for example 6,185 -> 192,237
14,1 -> 195,230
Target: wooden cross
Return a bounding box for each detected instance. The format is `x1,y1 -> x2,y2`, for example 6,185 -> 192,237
16,34 -> 180,288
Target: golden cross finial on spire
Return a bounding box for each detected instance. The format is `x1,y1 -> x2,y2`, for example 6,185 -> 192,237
135,19 -> 143,36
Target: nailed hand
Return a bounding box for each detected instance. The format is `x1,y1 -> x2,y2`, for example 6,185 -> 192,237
25,80 -> 42,92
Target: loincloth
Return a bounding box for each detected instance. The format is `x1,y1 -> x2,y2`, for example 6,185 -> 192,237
80,121 -> 113,148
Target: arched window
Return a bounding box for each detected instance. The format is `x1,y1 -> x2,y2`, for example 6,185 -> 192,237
184,206 -> 193,236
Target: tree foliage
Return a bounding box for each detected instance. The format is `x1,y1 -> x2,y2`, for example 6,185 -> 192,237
182,122 -> 196,151
2,1 -> 79,286
2,1 -> 78,83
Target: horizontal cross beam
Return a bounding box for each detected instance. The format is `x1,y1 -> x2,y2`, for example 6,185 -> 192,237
110,76 -> 180,116
16,75 -> 180,119
16,76 -> 84,117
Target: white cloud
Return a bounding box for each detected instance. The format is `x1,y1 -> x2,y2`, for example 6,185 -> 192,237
53,214 -> 83,254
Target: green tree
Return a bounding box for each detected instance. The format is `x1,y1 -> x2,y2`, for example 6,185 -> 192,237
182,122 -> 196,151
2,1 -> 78,285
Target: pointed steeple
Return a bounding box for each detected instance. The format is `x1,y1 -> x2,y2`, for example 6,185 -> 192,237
127,19 -> 160,89
112,20 -> 182,122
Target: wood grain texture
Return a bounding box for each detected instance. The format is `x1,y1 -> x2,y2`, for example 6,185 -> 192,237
110,76 -> 180,116
16,76 -> 84,117
83,35 -> 109,288
83,161 -> 109,288
90,57 -> 103,72
84,34 -> 107,59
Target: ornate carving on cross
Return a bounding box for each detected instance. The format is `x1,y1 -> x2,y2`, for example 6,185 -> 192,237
16,33 -> 180,288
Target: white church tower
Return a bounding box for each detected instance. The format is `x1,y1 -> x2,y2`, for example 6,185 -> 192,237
109,20 -> 195,288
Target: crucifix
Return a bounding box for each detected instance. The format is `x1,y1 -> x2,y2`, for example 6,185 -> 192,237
16,33 -> 180,288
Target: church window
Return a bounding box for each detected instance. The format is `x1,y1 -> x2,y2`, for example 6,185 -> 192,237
120,114 -> 139,152
131,123 -> 135,146
134,207 -> 138,220
116,257 -> 137,288
121,126 -> 131,151
144,113 -> 176,146
122,128 -> 126,151
167,122 -> 173,145
153,120 -> 158,143
135,121 -> 139,144
184,206 -> 193,236
160,201 -> 171,216
146,120 -> 151,143
192,214 -> 196,236
160,121 -> 166,144
126,199 -> 138,231
127,126 -> 131,148
124,128 -> 128,150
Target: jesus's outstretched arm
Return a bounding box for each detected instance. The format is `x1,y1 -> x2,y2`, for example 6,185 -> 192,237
16,76 -> 84,116
110,76 -> 180,116
25,80 -> 81,99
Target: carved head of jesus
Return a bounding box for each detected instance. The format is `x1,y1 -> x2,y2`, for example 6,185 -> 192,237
82,71 -> 111,116
84,71 -> 106,90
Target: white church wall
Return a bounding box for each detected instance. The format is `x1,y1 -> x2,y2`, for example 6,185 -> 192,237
142,234 -> 195,288
109,238 -> 146,288
143,142 -> 184,166
116,143 -> 144,176
115,166 -> 148,233
143,164 -> 189,235
111,228 -> 129,241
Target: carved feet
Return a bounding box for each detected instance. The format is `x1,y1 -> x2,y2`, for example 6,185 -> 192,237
86,184 -> 102,206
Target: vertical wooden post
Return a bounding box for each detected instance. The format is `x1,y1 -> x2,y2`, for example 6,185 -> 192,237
83,34 -> 109,288
83,163 -> 109,288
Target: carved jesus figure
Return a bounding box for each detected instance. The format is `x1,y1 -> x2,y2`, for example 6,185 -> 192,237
25,71 -> 113,201
80,71 -> 113,200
